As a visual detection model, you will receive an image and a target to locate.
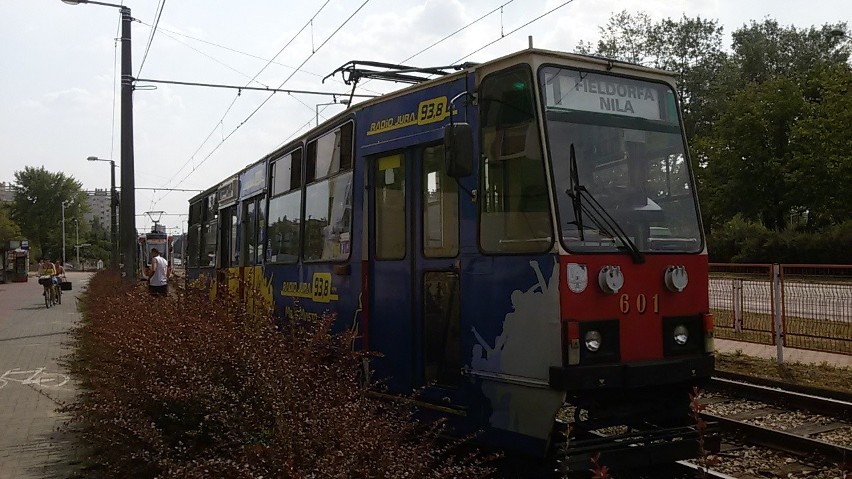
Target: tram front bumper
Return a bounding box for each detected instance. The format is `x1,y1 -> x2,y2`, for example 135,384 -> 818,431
548,354 -> 714,391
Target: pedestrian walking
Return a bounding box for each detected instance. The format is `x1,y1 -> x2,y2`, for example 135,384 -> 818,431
145,248 -> 169,297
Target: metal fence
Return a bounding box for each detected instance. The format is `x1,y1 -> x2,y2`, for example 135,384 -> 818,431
709,263 -> 852,358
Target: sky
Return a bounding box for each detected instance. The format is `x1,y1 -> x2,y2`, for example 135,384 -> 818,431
1,0 -> 849,234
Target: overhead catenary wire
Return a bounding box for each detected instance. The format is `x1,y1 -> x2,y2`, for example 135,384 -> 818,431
154,0 -> 372,204
151,0 -> 575,210
137,0 -> 167,77
152,1 -> 333,204
134,78 -> 377,98
453,0 -> 576,63
134,19 -> 382,95
152,28 -> 271,88
400,0 -> 515,65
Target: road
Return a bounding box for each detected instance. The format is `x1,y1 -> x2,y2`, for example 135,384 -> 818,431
0,272 -> 91,478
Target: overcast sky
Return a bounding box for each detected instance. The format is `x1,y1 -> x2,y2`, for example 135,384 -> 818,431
1,0 -> 849,233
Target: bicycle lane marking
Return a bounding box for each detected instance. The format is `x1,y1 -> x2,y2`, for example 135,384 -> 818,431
0,367 -> 70,390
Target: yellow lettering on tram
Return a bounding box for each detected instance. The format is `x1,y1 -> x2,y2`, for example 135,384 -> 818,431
280,272 -> 339,303
366,95 -> 459,136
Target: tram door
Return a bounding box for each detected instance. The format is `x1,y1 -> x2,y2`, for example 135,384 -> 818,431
368,145 -> 463,402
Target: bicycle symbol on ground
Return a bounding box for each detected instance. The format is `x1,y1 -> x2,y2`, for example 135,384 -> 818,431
0,367 -> 69,390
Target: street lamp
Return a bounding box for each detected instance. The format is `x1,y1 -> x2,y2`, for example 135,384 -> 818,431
63,0 -> 136,282
88,156 -> 118,270
75,243 -> 92,271
315,98 -> 350,126
61,200 -> 74,264
73,218 -> 81,269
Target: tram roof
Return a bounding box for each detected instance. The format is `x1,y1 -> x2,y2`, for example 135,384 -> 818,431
189,47 -> 679,205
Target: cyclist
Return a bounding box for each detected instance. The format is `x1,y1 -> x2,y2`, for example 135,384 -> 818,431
54,258 -> 66,304
38,258 -> 58,306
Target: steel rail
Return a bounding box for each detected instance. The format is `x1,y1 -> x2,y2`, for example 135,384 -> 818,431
709,376 -> 852,419
713,371 -> 852,403
702,412 -> 852,465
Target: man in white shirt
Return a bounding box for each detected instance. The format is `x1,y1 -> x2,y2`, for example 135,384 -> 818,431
146,248 -> 169,297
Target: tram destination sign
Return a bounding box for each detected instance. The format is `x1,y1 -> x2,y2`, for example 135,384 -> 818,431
544,70 -> 662,121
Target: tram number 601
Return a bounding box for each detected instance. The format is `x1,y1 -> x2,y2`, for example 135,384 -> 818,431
619,294 -> 659,314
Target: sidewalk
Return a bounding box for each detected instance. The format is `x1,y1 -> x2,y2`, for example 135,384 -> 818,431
0,272 -> 92,478
715,337 -> 852,367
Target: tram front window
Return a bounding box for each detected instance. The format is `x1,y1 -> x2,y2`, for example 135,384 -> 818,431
539,67 -> 702,254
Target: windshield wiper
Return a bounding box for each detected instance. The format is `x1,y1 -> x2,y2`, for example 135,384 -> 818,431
565,144 -> 645,264
567,144 -> 585,240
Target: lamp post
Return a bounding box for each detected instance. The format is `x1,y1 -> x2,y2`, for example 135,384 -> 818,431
315,99 -> 350,126
61,200 -> 74,264
88,156 -> 118,270
63,0 -> 136,281
73,218 -> 79,267
75,243 -> 91,270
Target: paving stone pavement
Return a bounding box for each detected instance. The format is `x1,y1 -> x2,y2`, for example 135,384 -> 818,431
0,272 -> 92,479
716,337 -> 852,367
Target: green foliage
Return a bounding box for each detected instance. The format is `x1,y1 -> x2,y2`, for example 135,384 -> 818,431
0,203 -> 22,244
708,217 -> 852,263
82,217 -> 112,264
704,75 -> 806,230
11,166 -> 89,259
731,20 -> 851,84
788,65 -> 852,227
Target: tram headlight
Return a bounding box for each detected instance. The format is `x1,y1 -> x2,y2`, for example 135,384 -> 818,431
674,325 -> 689,345
584,330 -> 602,352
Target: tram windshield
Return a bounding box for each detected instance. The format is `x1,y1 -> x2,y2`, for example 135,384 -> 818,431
539,66 -> 702,254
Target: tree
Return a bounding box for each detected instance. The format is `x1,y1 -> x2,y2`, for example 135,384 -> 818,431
703,76 -> 806,230
731,20 -> 850,85
788,65 -> 852,228
84,217 -> 113,264
10,166 -> 89,260
0,204 -> 22,243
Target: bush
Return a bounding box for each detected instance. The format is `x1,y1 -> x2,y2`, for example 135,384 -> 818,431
707,217 -> 852,264
63,271 -> 494,478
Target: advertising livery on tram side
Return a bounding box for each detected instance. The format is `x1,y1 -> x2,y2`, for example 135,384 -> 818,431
186,48 -> 713,469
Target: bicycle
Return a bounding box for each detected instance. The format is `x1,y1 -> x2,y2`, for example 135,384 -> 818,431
39,275 -> 55,308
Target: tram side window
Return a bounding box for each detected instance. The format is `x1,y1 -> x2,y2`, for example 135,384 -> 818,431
268,149 -> 303,264
304,123 -> 354,262
203,221 -> 217,267
187,200 -> 203,268
218,206 -> 237,268
201,193 -> 218,267
479,67 -> 553,253
375,153 -> 406,260
422,145 -> 458,258
187,224 -> 200,268
243,199 -> 265,266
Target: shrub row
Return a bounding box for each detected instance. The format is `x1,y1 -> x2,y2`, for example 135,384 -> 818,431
707,217 -> 852,264
63,271 -> 494,478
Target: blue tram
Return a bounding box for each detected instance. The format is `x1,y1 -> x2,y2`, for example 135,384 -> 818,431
186,48 -> 714,468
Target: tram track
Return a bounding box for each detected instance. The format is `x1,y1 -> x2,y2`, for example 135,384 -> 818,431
592,376 -> 852,477
695,375 -> 852,477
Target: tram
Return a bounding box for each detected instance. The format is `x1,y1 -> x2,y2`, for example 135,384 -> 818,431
186,48 -> 713,468
137,225 -> 173,281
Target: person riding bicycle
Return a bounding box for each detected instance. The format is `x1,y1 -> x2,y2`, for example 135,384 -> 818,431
54,259 -> 66,279
38,258 -> 59,300
54,258 -> 66,297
